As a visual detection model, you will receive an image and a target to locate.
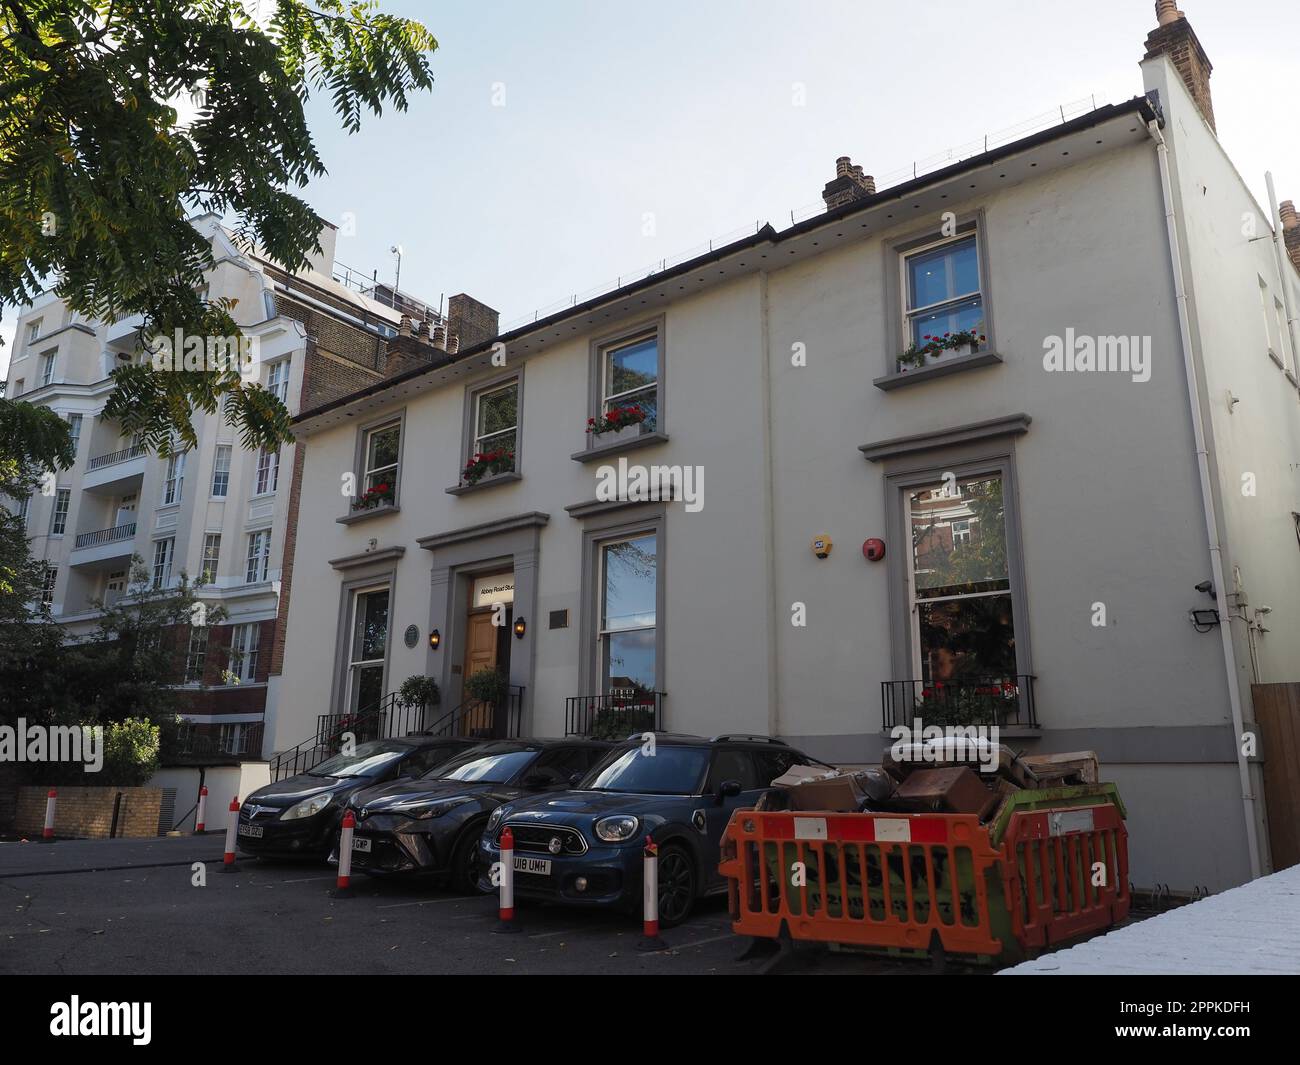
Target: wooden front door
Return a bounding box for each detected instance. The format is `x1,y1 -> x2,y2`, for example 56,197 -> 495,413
461,611 -> 499,736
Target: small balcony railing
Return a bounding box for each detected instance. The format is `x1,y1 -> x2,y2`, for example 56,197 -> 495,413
74,522 -> 136,549
87,442 -> 148,472
566,691 -> 666,739
881,675 -> 1038,731
163,722 -> 265,765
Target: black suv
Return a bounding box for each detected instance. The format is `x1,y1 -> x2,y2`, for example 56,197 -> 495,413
339,738 -> 611,891
477,733 -> 814,924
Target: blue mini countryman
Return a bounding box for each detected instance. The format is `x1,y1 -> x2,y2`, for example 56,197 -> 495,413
477,733 -> 814,925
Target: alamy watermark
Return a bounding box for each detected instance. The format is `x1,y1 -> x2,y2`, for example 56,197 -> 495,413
888,720 -> 1000,774
595,457 -> 703,512
1043,329 -> 1150,383
0,719 -> 103,772
149,328 -> 259,380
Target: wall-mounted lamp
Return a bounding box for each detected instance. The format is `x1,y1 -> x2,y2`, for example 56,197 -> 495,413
513,616 -> 527,640
428,629 -> 441,650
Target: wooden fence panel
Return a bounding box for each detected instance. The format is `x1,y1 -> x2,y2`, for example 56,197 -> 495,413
1253,682 -> 1300,872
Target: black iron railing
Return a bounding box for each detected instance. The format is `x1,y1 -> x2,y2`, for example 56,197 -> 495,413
566,691 -> 665,739
74,522 -> 136,549
423,686 -> 524,740
88,442 -> 148,471
881,675 -> 1038,730
164,722 -> 265,765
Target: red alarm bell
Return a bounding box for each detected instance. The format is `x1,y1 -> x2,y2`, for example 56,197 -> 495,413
863,538 -> 886,562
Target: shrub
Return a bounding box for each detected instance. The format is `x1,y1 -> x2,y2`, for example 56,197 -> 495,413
99,717 -> 162,786
398,674 -> 440,708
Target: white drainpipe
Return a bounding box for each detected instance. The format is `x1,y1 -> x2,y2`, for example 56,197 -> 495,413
1147,119 -> 1263,880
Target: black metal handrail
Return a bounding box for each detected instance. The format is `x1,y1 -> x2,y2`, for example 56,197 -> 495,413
566,691 -> 665,739
423,686 -> 524,740
881,674 -> 1038,730
88,442 -> 148,471
74,522 -> 136,549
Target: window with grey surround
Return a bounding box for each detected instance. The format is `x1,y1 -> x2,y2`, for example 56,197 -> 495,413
40,351 -> 56,386
49,488 -> 70,535
26,318 -> 41,345
228,623 -> 261,682
598,533 -> 658,695
361,420 -> 400,502
66,413 -> 82,453
902,232 -> 985,362
255,447 -> 279,494
246,529 -> 271,583
163,450 -> 186,505
152,538 -> 174,588
346,586 -> 390,712
211,444 -> 231,497
599,328 -> 659,432
201,533 -> 221,583
41,564 -> 56,606
906,472 -> 1016,685
471,380 -> 518,466
17,496 -> 30,530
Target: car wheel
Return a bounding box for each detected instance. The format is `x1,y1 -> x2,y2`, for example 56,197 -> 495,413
450,824 -> 488,895
656,844 -> 696,927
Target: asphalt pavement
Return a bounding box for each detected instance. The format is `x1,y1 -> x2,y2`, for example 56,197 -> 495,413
0,836 -> 977,975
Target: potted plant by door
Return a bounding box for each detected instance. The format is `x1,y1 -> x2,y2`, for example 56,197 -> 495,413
464,667 -> 509,710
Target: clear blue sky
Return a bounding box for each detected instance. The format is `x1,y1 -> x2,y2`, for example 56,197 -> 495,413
3,0 -> 1297,361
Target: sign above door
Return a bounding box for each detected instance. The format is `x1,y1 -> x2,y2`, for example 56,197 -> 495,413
472,574 -> 515,608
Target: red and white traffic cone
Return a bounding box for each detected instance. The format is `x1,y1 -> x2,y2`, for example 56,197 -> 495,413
494,826 -> 519,932
637,836 -> 667,950
41,788 -> 57,842
334,811 -> 355,897
195,785 -> 208,834
222,798 -> 239,872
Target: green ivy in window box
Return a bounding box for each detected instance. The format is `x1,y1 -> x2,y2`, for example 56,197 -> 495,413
460,448 -> 515,486
898,329 -> 986,371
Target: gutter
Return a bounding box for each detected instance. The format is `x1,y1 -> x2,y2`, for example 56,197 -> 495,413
1147,119 -> 1263,879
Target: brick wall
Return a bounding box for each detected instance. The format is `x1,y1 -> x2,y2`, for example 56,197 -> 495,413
14,786 -> 163,839
1144,13 -> 1215,132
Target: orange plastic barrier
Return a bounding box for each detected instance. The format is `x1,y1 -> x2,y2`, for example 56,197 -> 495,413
720,792 -> 1129,962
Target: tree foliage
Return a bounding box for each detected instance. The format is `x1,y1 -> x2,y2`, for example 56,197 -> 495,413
1,0 -> 439,451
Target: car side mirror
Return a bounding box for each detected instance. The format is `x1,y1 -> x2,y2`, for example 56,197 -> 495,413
716,779 -> 742,802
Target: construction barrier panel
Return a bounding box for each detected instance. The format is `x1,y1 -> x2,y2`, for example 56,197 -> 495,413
719,783 -> 1129,963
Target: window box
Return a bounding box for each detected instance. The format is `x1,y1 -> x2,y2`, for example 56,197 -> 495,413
570,429 -> 670,464
446,470 -> 522,496
459,449 -> 516,487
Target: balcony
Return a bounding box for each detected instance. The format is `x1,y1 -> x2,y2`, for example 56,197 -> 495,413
163,722 -> 265,767
70,522 -> 137,566
881,675 -> 1038,732
83,443 -> 148,494
565,691 -> 666,739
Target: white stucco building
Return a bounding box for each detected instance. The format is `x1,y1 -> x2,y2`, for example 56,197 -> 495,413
274,7 -> 1300,891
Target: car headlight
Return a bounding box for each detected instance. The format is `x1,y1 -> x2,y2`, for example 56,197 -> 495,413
486,807 -> 506,835
281,794 -> 333,820
594,815 -> 639,843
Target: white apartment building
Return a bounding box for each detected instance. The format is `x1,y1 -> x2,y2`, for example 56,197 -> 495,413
2,215 -> 465,748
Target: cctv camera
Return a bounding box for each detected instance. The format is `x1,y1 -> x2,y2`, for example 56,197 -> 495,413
1194,580 -> 1214,595
1257,605 -> 1272,615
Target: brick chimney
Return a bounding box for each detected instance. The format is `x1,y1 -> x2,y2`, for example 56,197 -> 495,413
822,156 -> 876,211
1280,200 -> 1300,273
1144,2 -> 1215,131
448,292 -> 500,350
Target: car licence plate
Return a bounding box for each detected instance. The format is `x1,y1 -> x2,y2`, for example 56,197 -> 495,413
351,836 -> 372,853
237,824 -> 263,839
514,856 -> 550,875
